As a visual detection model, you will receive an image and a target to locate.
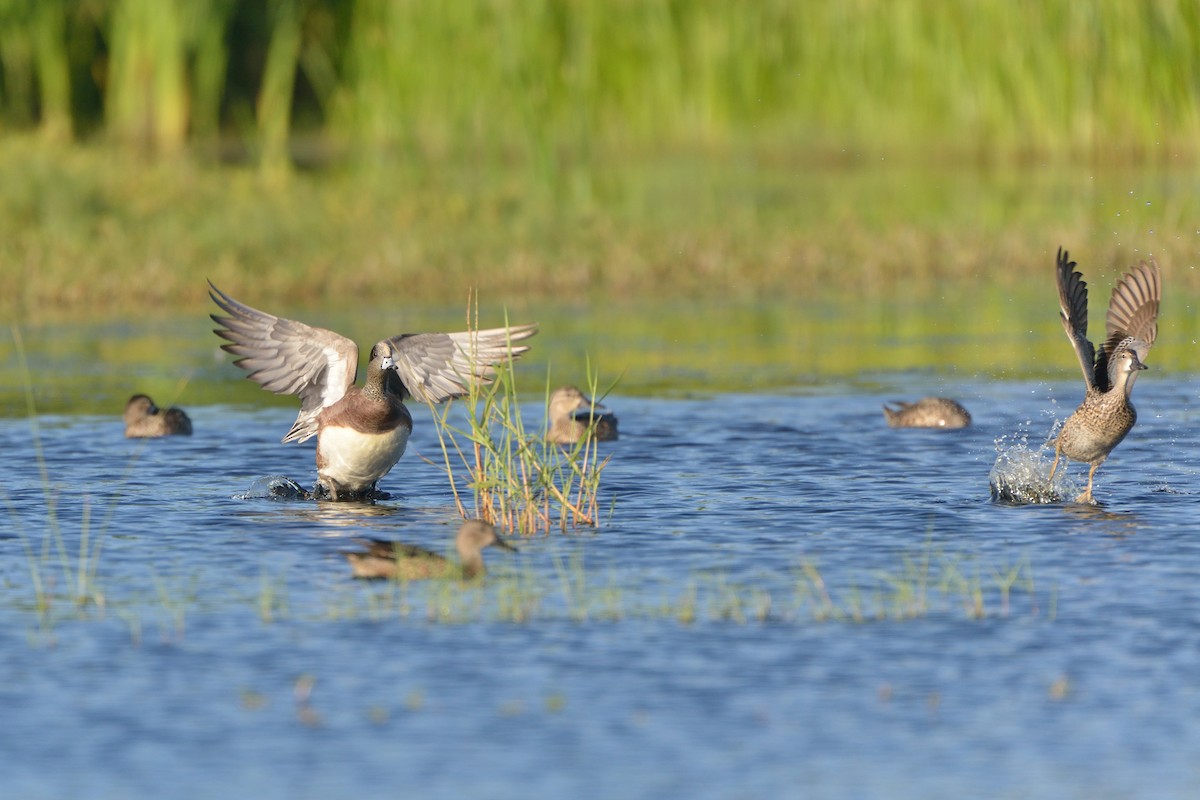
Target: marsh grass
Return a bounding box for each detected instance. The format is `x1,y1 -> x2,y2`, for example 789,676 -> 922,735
1,534 -> 1047,635
257,567 -> 290,623
1,323 -> 207,639
4,2 -> 1200,161
425,302 -> 610,536
5,132 -> 1200,355
548,550 -> 625,622
4,324 -> 109,631
794,545 -> 1046,622
325,540 -> 1048,626
149,569 -> 200,639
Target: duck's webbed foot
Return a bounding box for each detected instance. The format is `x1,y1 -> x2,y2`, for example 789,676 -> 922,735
313,480 -> 379,503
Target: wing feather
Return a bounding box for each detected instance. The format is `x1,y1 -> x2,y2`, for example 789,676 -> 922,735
1055,248 -> 1097,390
1099,259 -> 1160,368
384,323 -> 538,404
209,281 -> 358,443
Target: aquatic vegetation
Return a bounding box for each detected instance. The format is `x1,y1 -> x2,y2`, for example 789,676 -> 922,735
3,325 -> 109,632
323,541 -> 1048,626
793,545 -> 1045,622
425,304 -> 611,535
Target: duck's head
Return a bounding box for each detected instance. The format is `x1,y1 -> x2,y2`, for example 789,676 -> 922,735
549,386 -> 604,421
456,519 -> 517,554
1109,348 -> 1148,395
368,342 -> 407,397
124,394 -> 157,423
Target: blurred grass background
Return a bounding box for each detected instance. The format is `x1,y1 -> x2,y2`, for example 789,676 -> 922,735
4,1 -> 1199,160
1,0 -> 1199,405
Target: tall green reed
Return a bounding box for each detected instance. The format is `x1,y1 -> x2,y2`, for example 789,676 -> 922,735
105,0 -> 189,153
256,0 -> 302,178
3,1 -> 1200,161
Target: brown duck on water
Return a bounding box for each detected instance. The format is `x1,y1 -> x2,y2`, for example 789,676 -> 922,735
1048,247 -> 1161,504
344,519 -> 517,581
882,397 -> 971,429
546,386 -> 619,444
124,394 -> 193,438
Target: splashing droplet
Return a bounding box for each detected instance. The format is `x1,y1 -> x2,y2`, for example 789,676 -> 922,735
234,475 -> 310,500
989,432 -> 1077,505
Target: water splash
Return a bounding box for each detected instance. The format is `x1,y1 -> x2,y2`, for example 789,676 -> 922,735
234,475 -> 310,501
989,430 -> 1078,505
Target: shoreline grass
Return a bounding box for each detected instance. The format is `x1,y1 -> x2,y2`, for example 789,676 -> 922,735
2,135 -> 1198,325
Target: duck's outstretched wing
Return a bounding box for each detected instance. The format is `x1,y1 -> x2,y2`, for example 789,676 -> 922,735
1098,259 -> 1160,377
382,323 -> 538,404
209,281 -> 358,443
1056,247 -> 1097,390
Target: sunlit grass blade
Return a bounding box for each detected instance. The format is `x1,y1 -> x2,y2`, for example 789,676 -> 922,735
424,297 -> 610,536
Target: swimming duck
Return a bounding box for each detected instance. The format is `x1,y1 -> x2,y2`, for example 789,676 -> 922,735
1048,247 -> 1160,504
124,394 -> 193,438
344,519 -> 516,580
882,397 -> 971,429
547,386 -> 619,444
210,282 -> 536,500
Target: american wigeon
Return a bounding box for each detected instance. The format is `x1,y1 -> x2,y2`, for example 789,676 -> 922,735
209,283 -> 536,501
882,397 -> 971,429
546,386 -> 619,444
124,394 -> 193,438
1048,247 -> 1160,503
343,519 -> 516,580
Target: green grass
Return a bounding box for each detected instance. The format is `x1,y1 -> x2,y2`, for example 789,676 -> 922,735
2,324 -> 111,633
246,539 -> 1050,626
2,134 -> 1198,320
2,2 -> 1199,162
306,541 -> 1053,625
424,306 -> 611,535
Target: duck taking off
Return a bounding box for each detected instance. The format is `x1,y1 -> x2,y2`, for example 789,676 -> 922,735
1048,248 -> 1160,504
210,283 -> 536,500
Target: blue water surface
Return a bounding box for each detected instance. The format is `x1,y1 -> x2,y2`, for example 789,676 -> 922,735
2,374 -> 1200,799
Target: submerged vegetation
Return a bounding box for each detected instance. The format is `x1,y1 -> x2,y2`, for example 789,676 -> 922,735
3,325 -> 111,633
4,536 -> 1050,641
